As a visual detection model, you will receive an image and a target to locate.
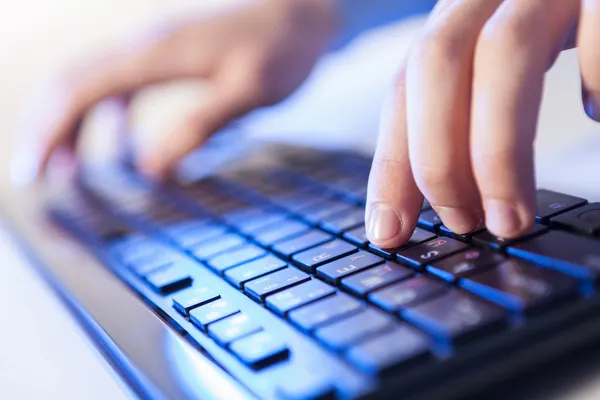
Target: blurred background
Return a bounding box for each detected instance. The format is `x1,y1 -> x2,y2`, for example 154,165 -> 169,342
1,0 -> 600,399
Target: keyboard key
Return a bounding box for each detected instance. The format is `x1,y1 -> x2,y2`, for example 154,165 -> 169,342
293,240 -> 357,273
206,244 -> 267,274
472,224 -> 548,250
550,203 -> 600,235
341,262 -> 412,296
320,208 -> 364,235
189,299 -> 239,330
224,255 -> 287,288
346,325 -> 431,375
401,290 -> 507,344
245,267 -> 310,302
164,218 -> 211,236
230,331 -> 289,370
289,293 -> 363,332
169,223 -> 228,249
272,230 -> 333,258
191,233 -> 246,260
145,264 -> 193,295
368,276 -> 448,312
369,228 -> 436,259
536,189 -> 587,222
173,287 -> 220,316
438,224 -> 483,241
266,280 -> 336,315
343,226 -> 369,247
297,198 -> 355,223
277,372 -> 336,400
426,248 -> 505,282
114,240 -> 163,266
315,308 -> 396,351
397,237 -> 468,267
251,219 -> 310,247
418,209 -> 443,231
507,230 -> 600,280
208,313 -> 261,345
237,211 -> 289,234
271,191 -> 329,212
460,259 -> 579,314
128,252 -> 175,277
316,252 -> 384,284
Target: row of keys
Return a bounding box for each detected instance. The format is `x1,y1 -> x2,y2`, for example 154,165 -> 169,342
172,287 -> 289,370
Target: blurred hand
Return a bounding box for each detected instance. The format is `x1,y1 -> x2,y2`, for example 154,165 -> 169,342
30,0 -> 336,177
366,0 -> 597,246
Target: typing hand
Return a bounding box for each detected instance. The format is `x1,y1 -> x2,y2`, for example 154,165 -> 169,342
27,0 -> 336,178
366,0 -> 597,247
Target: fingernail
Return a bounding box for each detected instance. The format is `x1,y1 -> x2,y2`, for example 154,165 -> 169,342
436,207 -> 483,234
367,203 -> 402,243
583,90 -> 600,121
485,199 -> 524,238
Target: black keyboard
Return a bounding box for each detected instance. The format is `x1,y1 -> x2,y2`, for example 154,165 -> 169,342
48,146 -> 600,399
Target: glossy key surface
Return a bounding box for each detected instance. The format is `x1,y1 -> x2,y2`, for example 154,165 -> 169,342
230,331 -> 289,370
401,290 -> 507,344
550,203 -> 600,235
341,262 -> 412,296
173,287 -> 220,316
189,298 -> 239,330
369,228 -> 436,259
320,207 -> 365,235
251,219 -> 310,247
145,264 -> 193,295
369,276 -> 448,312
426,248 -> 504,282
316,251 -> 383,284
472,225 -> 548,250
418,209 -> 443,231
460,259 -> 579,314
206,244 -> 266,274
508,230 -> 600,280
536,189 -> 587,222
315,308 -> 396,351
244,267 -> 310,302
224,255 -> 288,288
293,240 -> 357,273
272,230 -> 333,258
346,325 -> 431,375
397,237 -> 468,267
266,280 -> 336,315
343,226 -> 369,248
288,293 -> 364,332
192,233 -> 246,260
208,313 -> 261,345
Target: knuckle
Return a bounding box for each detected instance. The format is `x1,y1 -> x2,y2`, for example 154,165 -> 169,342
415,161 -> 454,192
477,14 -> 537,57
412,27 -> 465,72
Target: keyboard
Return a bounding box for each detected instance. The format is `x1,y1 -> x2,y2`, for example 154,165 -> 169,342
48,144 -> 600,399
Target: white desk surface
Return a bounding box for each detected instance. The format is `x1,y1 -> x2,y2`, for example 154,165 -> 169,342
1,1 -> 600,399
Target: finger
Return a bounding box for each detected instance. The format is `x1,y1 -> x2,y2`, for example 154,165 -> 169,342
139,76 -> 262,178
365,0 -> 462,248
579,0 -> 600,120
366,66 -> 423,248
471,0 -> 579,238
405,0 -> 502,234
37,28 -> 214,175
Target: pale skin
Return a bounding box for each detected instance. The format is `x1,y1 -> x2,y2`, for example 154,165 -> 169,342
25,0 -> 600,248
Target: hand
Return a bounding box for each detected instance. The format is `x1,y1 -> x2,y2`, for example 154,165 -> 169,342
366,0 -> 595,246
28,0 -> 337,177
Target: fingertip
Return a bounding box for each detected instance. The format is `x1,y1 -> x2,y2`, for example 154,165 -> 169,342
484,199 -> 534,239
137,154 -> 171,182
365,202 -> 415,249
